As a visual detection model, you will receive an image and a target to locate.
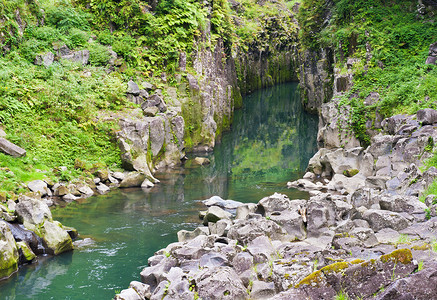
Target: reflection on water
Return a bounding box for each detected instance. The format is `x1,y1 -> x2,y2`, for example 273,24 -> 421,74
0,83 -> 318,299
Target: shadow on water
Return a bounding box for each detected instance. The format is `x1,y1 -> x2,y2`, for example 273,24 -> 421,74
0,82 -> 318,299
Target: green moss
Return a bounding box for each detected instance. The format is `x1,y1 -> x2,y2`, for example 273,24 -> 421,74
380,249 -> 413,265
294,270 -> 323,288
411,244 -> 430,251
343,169 -> 359,177
17,241 -> 36,262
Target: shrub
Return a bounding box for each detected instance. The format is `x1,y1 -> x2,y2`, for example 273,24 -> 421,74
89,43 -> 110,66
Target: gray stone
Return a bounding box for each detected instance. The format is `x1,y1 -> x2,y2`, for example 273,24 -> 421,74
143,106 -> 159,117
250,280 -> 276,299
186,74 -> 200,91
350,227 -> 378,248
129,281 -> 151,299
96,183 -> 110,194
0,138 -> 26,157
115,288 -> 141,300
235,203 -> 258,220
127,80 -> 140,96
268,209 -> 306,240
27,180 -> 48,196
228,218 -> 288,245
141,179 -> 154,189
247,235 -> 275,264
77,185 -> 94,197
378,195 -> 427,214
112,172 -> 126,181
208,219 -> 232,236
417,108 -> 437,125
362,209 -> 409,232
196,266 -> 248,300
375,261 -> 437,300
203,196 -> 243,211
39,220 -> 73,255
142,81 -> 154,90
34,51 -> 54,67
177,227 -> 209,242
199,252 -> 228,268
15,196 -> 52,230
203,206 -> 231,225
120,172 -> 147,188
63,193 -> 78,202
232,252 -> 254,274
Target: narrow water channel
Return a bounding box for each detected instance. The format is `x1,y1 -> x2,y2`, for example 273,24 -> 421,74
0,82 -> 318,299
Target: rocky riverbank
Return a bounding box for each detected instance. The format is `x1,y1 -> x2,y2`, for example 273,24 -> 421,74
115,107 -> 437,299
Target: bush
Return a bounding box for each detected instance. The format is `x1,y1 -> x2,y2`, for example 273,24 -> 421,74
112,35 -> 136,59
97,30 -> 114,45
45,4 -> 90,32
89,43 -> 110,67
67,28 -> 89,48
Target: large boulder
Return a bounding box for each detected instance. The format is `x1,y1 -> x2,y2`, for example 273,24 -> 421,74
27,180 -> 49,196
227,217 -> 289,245
15,196 -> 52,231
417,108 -> 437,125
203,206 -> 232,225
39,220 -> 73,255
119,172 -> 147,188
195,266 -> 248,300
0,138 -> 26,157
362,209 -> 409,232
0,222 -> 19,279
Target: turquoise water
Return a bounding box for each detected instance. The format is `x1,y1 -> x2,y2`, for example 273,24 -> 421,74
0,82 -> 318,299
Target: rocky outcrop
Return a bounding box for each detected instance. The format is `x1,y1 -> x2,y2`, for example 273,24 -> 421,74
298,48 -> 334,113
0,222 -> 19,279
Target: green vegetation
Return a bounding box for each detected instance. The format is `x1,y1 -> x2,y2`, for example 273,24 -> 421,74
334,291 -> 349,300
299,0 -> 437,145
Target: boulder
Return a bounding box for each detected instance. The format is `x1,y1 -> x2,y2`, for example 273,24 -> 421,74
96,183 -> 110,194
177,227 -> 209,242
250,280 -> 276,299
417,108 -> 437,125
193,157 -> 211,166
232,252 -> 254,275
196,266 -> 248,300
142,94 -> 167,113
203,206 -> 232,225
268,210 -> 306,240
246,236 -> 275,264
227,218 -> 289,244
15,196 -> 52,230
120,172 -> 147,188
378,195 -> 427,214
34,52 -> 54,67
127,80 -> 140,96
362,209 -> 409,232
208,219 -> 232,236
16,241 -> 36,263
39,220 -> 73,255
141,179 -> 154,189
235,203 -> 258,220
27,180 -> 48,196
0,138 -> 26,157
114,288 -> 141,300
0,222 -> 19,279
112,172 -> 126,181
54,185 -> 69,196
203,196 -> 243,212
129,281 -> 151,299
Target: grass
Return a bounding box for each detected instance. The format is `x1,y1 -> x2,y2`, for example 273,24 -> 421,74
334,291 -> 349,300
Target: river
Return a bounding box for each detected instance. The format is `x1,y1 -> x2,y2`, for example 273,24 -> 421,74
0,82 -> 318,299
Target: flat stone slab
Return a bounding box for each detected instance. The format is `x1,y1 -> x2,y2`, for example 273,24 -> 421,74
0,138 -> 26,157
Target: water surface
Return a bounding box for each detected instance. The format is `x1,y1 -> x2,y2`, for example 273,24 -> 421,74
0,82 -> 318,299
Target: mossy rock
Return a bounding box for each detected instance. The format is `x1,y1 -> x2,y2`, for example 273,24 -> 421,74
343,169 -> 359,177
380,248 -> 413,265
17,241 -> 36,263
0,222 -> 19,279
